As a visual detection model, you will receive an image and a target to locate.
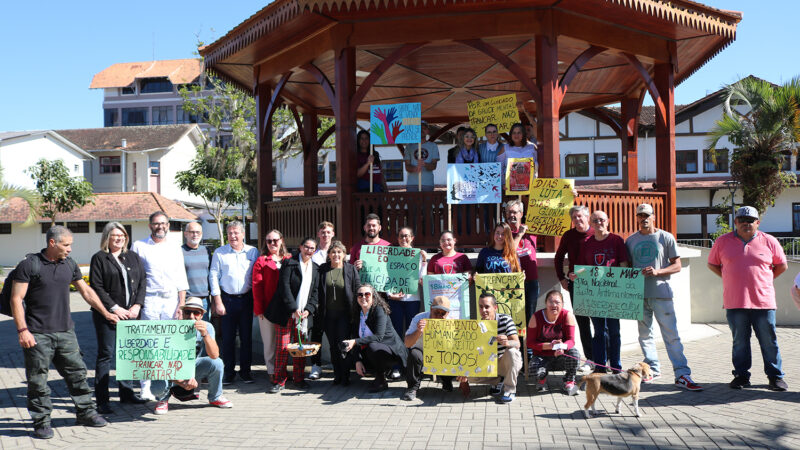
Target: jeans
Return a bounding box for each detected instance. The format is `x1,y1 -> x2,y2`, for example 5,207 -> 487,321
530,347 -> 581,382
726,309 -> 784,380
591,317 -> 621,371
469,347 -> 522,395
638,298 -> 690,378
92,310 -> 136,406
221,290 -> 254,377
23,329 -> 96,426
406,347 -> 454,390
152,357 -> 224,403
388,300 -> 420,338
568,280 -> 593,361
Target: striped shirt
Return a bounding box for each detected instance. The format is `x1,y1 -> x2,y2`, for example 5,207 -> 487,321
496,313 -> 517,358
182,244 -> 211,297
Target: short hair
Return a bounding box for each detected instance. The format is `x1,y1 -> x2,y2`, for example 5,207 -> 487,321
478,292 -> 497,306
399,226 -> 414,237
100,222 -> 128,253
364,213 -> 381,225
545,290 -> 564,303
226,220 -> 245,233
506,199 -> 524,212
328,240 -> 347,255
46,225 -> 72,245
300,236 -> 317,249
569,205 -> 589,217
183,221 -> 202,232
318,221 -> 334,231
149,211 -> 169,224
484,123 -> 498,132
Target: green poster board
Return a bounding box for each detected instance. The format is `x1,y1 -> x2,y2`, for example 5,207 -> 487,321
422,273 -> 470,319
116,320 -> 197,380
572,265 -> 644,320
360,245 -> 421,294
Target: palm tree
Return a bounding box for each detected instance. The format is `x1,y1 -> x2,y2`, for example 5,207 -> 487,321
707,76 -> 800,214
0,162 -> 40,225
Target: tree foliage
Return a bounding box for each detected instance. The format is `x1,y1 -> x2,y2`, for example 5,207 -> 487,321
0,162 -> 40,226
707,76 -> 800,214
26,159 -> 94,224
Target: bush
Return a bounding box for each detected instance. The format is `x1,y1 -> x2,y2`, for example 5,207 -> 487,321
69,275 -> 90,292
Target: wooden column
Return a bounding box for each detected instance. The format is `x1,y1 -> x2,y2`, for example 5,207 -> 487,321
334,46 -> 357,249
654,63 -> 677,235
620,94 -> 642,191
535,32 -> 561,252
302,112 -> 319,197
255,80 -> 274,249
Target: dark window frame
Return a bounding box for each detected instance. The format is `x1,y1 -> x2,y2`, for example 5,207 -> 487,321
0,223 -> 11,234
329,162 -> 337,184
565,153 -> 589,177
121,107 -> 148,126
99,156 -> 121,174
676,150 -> 698,174
793,203 -> 800,233
95,221 -> 108,233
703,148 -> 729,173
381,159 -> 404,182
140,77 -> 173,94
67,222 -> 89,234
594,152 -> 619,177
152,106 -> 174,125
317,164 -> 325,183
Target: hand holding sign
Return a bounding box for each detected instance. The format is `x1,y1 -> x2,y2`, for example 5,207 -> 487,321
572,265 -> 644,320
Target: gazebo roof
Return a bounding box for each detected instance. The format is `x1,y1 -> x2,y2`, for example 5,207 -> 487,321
201,0 -> 740,122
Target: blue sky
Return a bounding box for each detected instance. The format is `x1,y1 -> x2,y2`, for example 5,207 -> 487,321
0,0 -> 795,131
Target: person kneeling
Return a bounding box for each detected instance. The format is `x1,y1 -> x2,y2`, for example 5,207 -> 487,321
458,293 -> 522,403
152,297 -> 233,414
401,296 -> 456,400
527,290 -> 581,396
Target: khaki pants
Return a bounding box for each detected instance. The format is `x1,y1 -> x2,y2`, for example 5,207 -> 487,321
470,347 -> 522,395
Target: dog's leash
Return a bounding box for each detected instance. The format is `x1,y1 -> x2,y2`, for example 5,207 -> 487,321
561,352 -> 623,373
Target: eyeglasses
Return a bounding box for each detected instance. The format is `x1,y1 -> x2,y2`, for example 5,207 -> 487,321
183,309 -> 204,316
186,231 -> 202,235
399,234 -> 412,239
592,218 -> 607,223
302,245 -> 316,251
109,234 -> 126,239
266,239 -> 280,244
738,217 -> 756,224
151,222 -> 168,227
357,292 -> 372,298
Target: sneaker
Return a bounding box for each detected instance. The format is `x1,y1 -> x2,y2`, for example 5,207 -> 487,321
308,365 -> 322,380
489,382 -> 504,397
729,376 -> 751,390
389,369 -> 403,381
139,390 -> 156,401
675,375 -> 703,391
209,396 -> 234,408
33,424 -> 54,439
768,378 -> 788,391
578,362 -> 594,374
564,381 -> 579,396
154,400 -> 169,415
536,378 -> 547,392
642,372 -> 661,384
500,392 -> 516,403
239,372 -> 254,384
222,374 -> 236,385
268,383 -> 285,394
401,388 -> 417,401
76,414 -> 108,428
441,378 -> 454,392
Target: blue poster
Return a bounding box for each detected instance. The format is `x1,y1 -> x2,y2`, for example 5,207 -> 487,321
369,103 -> 421,144
446,163 -> 502,204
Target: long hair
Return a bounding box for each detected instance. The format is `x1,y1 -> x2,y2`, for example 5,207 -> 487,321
457,128 -> 479,151
100,222 -> 128,253
261,229 -> 288,257
351,283 -> 391,324
508,123 -> 527,147
356,129 -> 371,153
489,222 -> 520,272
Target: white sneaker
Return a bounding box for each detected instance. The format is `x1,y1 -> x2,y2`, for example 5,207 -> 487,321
308,365 -> 322,380
140,390 -> 156,401
579,362 -> 594,374
154,400 -> 169,415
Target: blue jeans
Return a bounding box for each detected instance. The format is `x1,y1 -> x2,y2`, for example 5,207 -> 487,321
387,299 -> 420,339
221,291 -> 254,377
638,298 -> 690,379
591,317 -> 621,371
152,356 -> 225,403
726,309 -> 784,380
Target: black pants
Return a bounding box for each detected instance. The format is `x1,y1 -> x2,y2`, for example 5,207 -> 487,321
325,312 -> 352,379
406,347 -> 454,389
569,280 -> 593,361
221,290 -> 254,377
92,310 -> 135,406
361,342 -> 402,376
310,317 -> 325,367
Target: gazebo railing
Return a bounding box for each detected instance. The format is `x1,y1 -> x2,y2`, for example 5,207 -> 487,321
263,195 -> 338,247
575,190 -> 667,240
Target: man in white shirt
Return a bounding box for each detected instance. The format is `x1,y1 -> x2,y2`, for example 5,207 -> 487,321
131,211 -> 190,399
309,221 -> 334,380
210,221 -> 259,384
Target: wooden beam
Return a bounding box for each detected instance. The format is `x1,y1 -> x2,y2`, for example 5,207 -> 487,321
254,78 -> 273,249
458,39 -> 542,106
430,123 -> 457,142
535,29 -> 561,253
302,63 -> 337,115
302,111 -> 320,197
263,72 -> 292,142
317,125 -> 335,149
558,45 -> 607,102
334,47 -> 357,248
620,91 -> 645,191
654,63 -> 677,236
624,53 -> 667,127
350,42 -> 427,117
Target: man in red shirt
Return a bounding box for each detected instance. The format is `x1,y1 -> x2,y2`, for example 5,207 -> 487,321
349,213 -> 391,268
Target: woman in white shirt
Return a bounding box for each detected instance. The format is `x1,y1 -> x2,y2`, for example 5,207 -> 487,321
496,123 -> 537,175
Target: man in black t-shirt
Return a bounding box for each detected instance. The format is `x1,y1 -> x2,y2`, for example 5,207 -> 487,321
10,226 -> 119,440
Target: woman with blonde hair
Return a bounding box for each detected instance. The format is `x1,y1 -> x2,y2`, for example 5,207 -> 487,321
476,222 -> 521,274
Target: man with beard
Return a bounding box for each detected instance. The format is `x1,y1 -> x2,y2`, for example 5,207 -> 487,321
348,213 -> 391,268
182,222 -> 212,319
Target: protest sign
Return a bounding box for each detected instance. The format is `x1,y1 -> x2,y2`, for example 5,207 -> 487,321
370,103 -> 421,144
474,272 -> 526,334
572,265 -> 644,320
525,178 -> 575,236
467,94 -> 519,138
505,158 -> 535,195
359,245 -> 421,295
116,320 -> 196,380
422,273 -> 470,319
422,319 -> 498,377
446,163 -> 502,204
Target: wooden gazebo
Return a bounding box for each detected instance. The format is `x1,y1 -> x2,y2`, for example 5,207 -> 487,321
201,0 -> 740,249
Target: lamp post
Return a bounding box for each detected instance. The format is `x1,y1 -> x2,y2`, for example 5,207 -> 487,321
723,180 -> 739,227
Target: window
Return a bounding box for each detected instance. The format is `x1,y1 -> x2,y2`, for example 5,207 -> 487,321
781,152 -> 792,171
152,106 -> 174,125
382,160 -> 404,182
793,203 -> 800,233
140,77 -> 173,94
676,150 -> 698,174
169,221 -> 182,232
594,153 -> 618,176
177,108 -> 198,124
329,162 -> 337,184
104,109 -> 118,127
565,154 -> 589,177
121,86 -> 135,95
95,221 -> 108,233
317,164 -> 325,183
703,149 -> 729,173
149,161 -> 160,175
67,222 -> 89,233
41,222 -> 65,233
100,156 -> 121,174
0,223 -> 11,234
272,164 -> 277,185
216,134 -> 232,149
121,108 -> 148,126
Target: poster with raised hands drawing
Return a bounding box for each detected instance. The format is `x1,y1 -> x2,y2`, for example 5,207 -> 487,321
370,103 -> 421,144
446,163 -> 502,204
422,273 -> 471,319
505,158 -> 535,195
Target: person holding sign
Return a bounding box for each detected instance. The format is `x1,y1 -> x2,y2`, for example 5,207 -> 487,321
401,296 -> 455,400
356,130 -> 388,193
446,126 -> 467,164
626,204 -> 702,391
454,128 -> 481,164
527,290 -> 581,396
459,293 -> 522,404
496,123 -> 537,176
349,213 -> 391,267
386,227 -> 427,348
404,122 -> 439,192
427,231 -> 473,275
476,223 -> 521,274
569,210 -> 628,373
152,297 -> 233,414
343,285 -> 408,393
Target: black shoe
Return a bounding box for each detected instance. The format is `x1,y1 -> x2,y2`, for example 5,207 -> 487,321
341,377 -> 350,387
769,378 -> 788,391
369,379 -> 389,393
96,403 -> 114,415
76,414 -> 108,428
33,424 -> 54,439
332,376 -> 342,385
120,394 -> 147,404
268,383 -> 285,394
441,378 -> 454,392
239,372 -> 254,384
729,376 -> 751,389
222,374 -> 236,385
293,380 -> 311,390
401,388 -> 417,401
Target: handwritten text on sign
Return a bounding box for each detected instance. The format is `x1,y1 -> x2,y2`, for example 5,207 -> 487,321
423,319 -> 498,377
467,94 -> 519,138
370,102 -> 421,145
422,273 -> 470,319
474,272 -> 526,335
116,320 -> 196,380
360,245 -> 421,295
525,178 -> 575,236
572,265 -> 644,320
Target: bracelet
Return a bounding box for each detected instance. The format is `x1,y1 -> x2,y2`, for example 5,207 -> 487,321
17,327 -> 28,334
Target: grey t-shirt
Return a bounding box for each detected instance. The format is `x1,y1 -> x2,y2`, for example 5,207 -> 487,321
404,141 -> 439,187
625,229 -> 678,298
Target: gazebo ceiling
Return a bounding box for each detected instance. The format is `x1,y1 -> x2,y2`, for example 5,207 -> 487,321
202,0 -> 740,122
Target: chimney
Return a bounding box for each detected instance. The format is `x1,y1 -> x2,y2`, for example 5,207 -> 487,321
121,138 -> 127,148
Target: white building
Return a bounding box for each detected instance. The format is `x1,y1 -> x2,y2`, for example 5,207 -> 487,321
0,130 -> 94,189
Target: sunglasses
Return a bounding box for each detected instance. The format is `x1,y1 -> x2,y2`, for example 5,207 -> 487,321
266,239 -> 280,244
592,218 -> 607,223
357,292 -> 372,298
183,309 -> 204,316
738,217 -> 756,224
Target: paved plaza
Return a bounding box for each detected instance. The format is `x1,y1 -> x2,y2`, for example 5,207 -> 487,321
2,295 -> 800,449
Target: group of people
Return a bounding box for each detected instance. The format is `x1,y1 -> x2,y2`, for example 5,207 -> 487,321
8,198 -> 795,439
356,122 -> 538,193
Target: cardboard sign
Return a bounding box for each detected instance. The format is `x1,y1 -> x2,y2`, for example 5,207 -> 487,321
505,158 -> 535,195
446,163 -> 502,204
467,94 -> 519,138
525,178 -> 575,236
422,319 -> 498,377
359,245 -> 421,295
474,272 -> 526,335
422,273 -> 471,319
572,265 -> 644,320
116,320 -> 197,380
370,103 -> 421,144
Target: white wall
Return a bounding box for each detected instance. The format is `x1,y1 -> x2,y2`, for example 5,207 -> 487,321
0,134 -> 87,189
156,137 -> 205,204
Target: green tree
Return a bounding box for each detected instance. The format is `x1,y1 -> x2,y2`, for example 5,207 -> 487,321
707,76 -> 800,214
26,159 -> 94,224
0,162 -> 40,225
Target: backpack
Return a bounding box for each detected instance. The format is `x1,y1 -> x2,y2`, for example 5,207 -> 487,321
0,254 -> 41,317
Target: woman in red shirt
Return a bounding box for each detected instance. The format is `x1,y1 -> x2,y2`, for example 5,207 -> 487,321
427,231 -> 472,275
252,230 -> 291,380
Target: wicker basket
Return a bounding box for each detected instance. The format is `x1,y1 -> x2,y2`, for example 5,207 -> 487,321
287,342 -> 321,358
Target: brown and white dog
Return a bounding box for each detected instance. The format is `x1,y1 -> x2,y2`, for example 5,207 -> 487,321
580,362 -> 651,418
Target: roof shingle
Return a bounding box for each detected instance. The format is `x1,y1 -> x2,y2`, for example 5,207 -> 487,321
54,125 -> 199,152
90,59 -> 203,89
